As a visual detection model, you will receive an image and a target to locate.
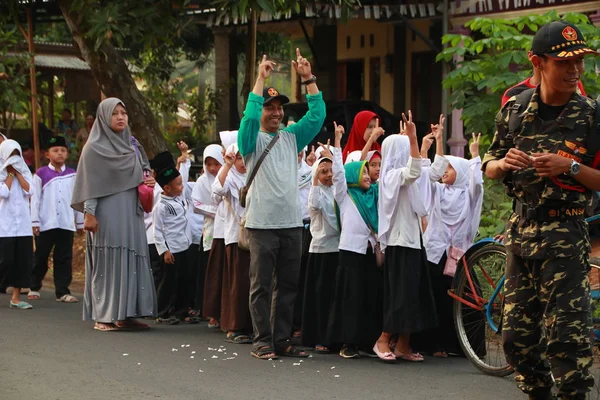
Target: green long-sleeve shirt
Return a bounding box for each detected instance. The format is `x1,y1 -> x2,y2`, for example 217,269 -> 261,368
238,91 -> 326,229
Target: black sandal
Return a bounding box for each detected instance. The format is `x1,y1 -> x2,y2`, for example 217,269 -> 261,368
251,346 -> 278,360
280,345 -> 309,358
225,331 -> 252,344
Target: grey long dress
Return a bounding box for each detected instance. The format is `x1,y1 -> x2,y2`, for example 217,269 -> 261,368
83,188 -> 157,322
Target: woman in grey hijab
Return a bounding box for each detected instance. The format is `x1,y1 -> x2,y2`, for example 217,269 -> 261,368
71,98 -> 157,331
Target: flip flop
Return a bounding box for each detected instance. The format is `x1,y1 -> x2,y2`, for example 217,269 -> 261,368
251,346 -> 278,360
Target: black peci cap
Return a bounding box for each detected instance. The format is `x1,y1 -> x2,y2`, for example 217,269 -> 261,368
263,87 -> 290,106
47,136 -> 68,149
150,151 -> 175,172
531,21 -> 598,60
156,166 -> 180,188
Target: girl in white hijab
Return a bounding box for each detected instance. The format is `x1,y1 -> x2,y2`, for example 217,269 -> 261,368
0,139 -> 34,309
414,131 -> 483,358
375,113 -> 437,363
193,143 -> 226,328
301,152 -> 339,353
211,143 -> 252,344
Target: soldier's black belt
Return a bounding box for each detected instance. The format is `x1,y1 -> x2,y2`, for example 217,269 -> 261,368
513,200 -> 585,222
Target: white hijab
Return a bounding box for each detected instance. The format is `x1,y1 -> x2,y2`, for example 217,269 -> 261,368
439,156 -> 477,227
312,157 -> 338,231
298,150 -> 312,189
345,150 -> 362,165
197,144 -> 224,206
0,139 -> 32,182
378,135 -> 426,250
225,143 -> 246,200
219,130 -> 238,149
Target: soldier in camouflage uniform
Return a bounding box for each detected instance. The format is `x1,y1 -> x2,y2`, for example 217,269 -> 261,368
483,21 -> 600,400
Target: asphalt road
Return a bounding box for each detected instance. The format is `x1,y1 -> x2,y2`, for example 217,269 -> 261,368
0,290 -> 540,400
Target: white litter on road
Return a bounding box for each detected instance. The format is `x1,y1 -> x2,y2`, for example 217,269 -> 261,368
122,353 -> 129,356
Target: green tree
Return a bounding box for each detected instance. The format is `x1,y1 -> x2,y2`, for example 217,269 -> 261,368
437,11 -> 600,138
0,15 -> 31,134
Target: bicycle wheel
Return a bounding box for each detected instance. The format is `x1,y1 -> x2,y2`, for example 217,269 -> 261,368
453,243 -> 513,377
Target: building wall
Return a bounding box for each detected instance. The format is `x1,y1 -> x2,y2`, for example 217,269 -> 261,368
288,18 -> 435,116
336,19 -> 395,112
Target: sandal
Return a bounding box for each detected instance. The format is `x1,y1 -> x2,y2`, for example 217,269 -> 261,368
251,345 -> 278,360
56,294 -> 79,303
315,345 -> 330,354
27,291 -> 40,300
94,322 -> 121,332
280,345 -> 309,358
225,331 -> 253,344
433,351 -> 448,358
156,316 -> 180,325
181,316 -> 200,324
395,351 -> 424,362
208,318 -> 220,329
115,319 -> 150,331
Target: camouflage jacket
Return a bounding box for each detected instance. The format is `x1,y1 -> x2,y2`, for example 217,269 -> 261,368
482,87 -> 597,259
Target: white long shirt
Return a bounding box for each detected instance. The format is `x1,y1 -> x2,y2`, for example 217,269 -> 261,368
153,190 -> 192,255
421,155 -> 484,264
0,174 -> 34,237
145,159 -> 190,245
332,148 -> 375,255
31,164 -> 83,232
211,176 -> 245,246
379,156 -> 423,250
308,185 -> 340,253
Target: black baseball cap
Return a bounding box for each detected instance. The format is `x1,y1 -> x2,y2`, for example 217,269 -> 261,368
531,21 -> 598,60
262,87 -> 289,106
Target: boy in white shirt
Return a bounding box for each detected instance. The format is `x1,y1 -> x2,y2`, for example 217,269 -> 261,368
153,165 -> 194,325
29,136 -> 83,303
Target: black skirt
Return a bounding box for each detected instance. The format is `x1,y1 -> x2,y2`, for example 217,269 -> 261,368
0,236 -> 33,289
293,224 -> 312,328
383,245 -> 438,335
188,242 -> 209,312
327,249 -> 383,349
202,238 -> 226,320
301,252 -> 338,347
410,254 -> 462,354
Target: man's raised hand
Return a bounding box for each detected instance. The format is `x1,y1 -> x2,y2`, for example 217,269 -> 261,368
258,54 -> 276,80
292,48 -> 312,80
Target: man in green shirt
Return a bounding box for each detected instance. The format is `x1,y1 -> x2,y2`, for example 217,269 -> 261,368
238,50 -> 326,360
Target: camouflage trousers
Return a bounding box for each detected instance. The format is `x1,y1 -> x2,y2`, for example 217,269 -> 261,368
502,251 -> 594,399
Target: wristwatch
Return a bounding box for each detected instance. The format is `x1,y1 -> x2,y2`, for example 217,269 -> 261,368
302,75 -> 317,85
569,160 -> 581,176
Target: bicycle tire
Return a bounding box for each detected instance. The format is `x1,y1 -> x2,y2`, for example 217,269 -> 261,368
453,243 -> 513,377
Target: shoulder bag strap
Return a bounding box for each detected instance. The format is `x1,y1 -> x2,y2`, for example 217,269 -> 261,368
245,133 -> 280,190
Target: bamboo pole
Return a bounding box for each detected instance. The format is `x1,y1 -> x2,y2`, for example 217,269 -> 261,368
249,9 -> 257,85
27,7 -> 41,170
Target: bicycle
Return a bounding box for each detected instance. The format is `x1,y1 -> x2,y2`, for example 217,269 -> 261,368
449,214 -> 600,377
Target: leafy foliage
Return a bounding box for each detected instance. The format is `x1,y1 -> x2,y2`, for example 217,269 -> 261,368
212,0 -> 362,17
0,14 -> 31,134
437,11 -> 600,138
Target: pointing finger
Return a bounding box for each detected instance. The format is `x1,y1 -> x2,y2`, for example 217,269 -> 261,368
296,48 -> 301,59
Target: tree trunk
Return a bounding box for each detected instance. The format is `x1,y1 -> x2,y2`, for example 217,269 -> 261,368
241,10 -> 258,104
58,0 -> 167,157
